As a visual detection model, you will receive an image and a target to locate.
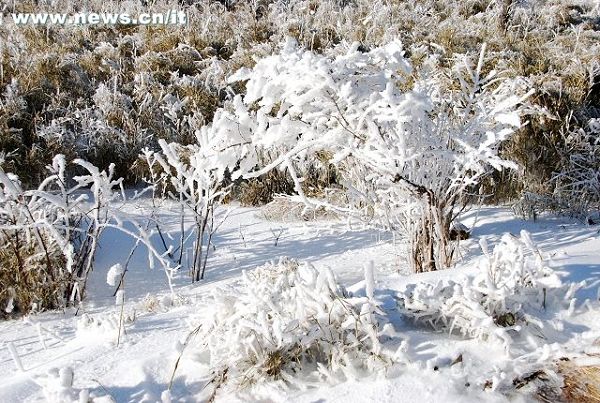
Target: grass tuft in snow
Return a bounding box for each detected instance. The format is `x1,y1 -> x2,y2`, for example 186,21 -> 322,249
187,257 -> 388,395
397,231 -> 566,350
561,360 -> 600,402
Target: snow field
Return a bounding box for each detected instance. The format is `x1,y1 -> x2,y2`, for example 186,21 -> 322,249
1,204 -> 599,402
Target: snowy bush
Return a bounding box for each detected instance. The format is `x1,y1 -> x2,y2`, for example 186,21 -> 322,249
188,258 -> 386,393
514,119 -> 600,222
511,192 -> 561,221
0,155 -> 177,315
0,156 -> 87,315
397,231 -> 566,351
217,39 -> 530,272
551,120 -> 600,221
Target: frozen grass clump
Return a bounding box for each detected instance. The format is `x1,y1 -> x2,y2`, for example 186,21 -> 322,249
191,257 -> 386,392
259,196 -> 339,222
397,231 -> 567,350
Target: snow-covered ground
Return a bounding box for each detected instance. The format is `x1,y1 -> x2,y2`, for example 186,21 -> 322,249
1,202 -> 599,402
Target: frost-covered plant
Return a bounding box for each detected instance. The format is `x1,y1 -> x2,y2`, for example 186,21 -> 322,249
513,117 -> 600,222
0,155 -> 178,316
550,118 -> 600,221
144,110 -> 252,282
218,39 -> 529,272
70,157 -> 180,296
397,231 -> 565,352
1,0 -> 598,197
511,192 -> 560,221
0,156 -> 86,315
186,258 -> 385,394
70,159 -> 127,296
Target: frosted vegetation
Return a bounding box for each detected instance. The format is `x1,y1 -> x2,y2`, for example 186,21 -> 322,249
398,231 -> 565,344
0,0 -> 599,402
0,0 -> 598,213
188,258 -> 385,392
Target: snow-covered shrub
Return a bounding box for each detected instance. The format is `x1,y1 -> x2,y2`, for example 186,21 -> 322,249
0,154 -> 177,316
397,231 -> 565,351
144,108 -> 253,281
188,258 -> 385,393
0,156 -> 86,316
511,118 -> 600,222
511,192 -> 563,221
217,39 -> 529,272
550,120 -> 600,221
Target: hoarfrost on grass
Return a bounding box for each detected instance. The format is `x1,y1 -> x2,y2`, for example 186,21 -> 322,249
186,257 -> 388,394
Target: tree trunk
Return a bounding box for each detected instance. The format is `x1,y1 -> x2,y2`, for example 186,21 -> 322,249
411,200 -> 453,273
391,175 -> 455,273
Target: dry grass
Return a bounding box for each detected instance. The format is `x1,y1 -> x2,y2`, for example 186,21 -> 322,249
259,197 -> 339,222
236,170 -> 296,207
0,240 -> 69,318
561,361 -> 600,402
1,0 -> 599,210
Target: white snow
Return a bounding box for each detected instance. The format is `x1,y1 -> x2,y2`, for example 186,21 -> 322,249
1,200 -> 599,402
106,264 -> 123,288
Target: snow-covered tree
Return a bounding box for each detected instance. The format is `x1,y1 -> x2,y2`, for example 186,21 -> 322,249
210,39 -> 531,272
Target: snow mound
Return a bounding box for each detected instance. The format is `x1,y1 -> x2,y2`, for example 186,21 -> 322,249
75,312 -> 132,344
41,366 -> 113,403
